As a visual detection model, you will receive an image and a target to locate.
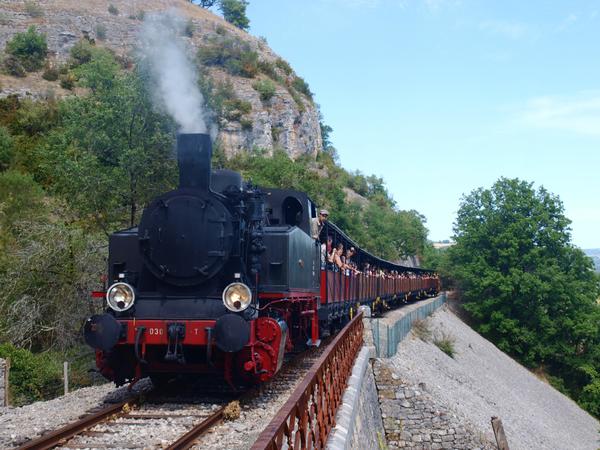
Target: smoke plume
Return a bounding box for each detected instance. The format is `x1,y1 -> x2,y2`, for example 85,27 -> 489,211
139,11 -> 212,135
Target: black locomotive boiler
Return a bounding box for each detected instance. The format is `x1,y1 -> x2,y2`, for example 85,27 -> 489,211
84,133 -> 439,387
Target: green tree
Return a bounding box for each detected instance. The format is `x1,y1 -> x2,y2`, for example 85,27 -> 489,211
0,126 -> 14,171
449,177 -> 600,412
191,0 -> 217,7
5,26 -> 48,72
219,0 -> 250,31
35,52 -> 177,231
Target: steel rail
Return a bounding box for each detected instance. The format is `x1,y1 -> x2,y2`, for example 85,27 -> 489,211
165,404 -> 228,450
16,398 -> 138,450
251,311 -> 364,450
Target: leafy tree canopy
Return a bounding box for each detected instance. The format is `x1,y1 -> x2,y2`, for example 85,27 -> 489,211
191,0 -> 218,7
219,0 -> 250,31
449,177 -> 600,413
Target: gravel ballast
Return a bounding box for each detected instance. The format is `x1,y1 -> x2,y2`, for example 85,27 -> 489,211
0,384 -> 115,448
386,307 -> 599,450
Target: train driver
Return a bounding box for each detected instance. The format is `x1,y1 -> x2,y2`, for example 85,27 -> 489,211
311,209 -> 329,240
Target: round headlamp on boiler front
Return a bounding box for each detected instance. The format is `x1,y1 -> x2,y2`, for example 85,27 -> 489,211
222,282 -> 252,312
106,282 -> 136,312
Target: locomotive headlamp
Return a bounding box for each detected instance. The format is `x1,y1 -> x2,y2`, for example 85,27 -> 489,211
222,282 -> 252,312
106,282 -> 136,312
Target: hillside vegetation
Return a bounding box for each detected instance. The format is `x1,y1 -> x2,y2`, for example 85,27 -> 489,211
0,24 -> 428,403
424,178 -> 600,418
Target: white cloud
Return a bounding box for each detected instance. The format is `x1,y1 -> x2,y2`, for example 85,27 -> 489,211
557,13 -> 578,31
519,92 -> 600,136
479,20 -> 531,40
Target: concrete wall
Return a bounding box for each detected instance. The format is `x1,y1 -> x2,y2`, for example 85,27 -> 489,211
371,294 -> 447,358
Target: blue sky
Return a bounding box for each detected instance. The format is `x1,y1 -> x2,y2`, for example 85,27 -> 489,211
244,0 -> 600,248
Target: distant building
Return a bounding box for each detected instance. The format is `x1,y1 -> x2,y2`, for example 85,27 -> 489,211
432,241 -> 455,249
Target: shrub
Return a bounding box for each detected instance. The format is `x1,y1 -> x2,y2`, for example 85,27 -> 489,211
95,24 -> 107,41
292,76 -> 313,100
275,58 -> 293,76
42,64 -> 59,81
240,117 -> 253,130
271,125 -> 282,143
0,344 -> 62,405
3,55 -> 26,77
108,4 -> 119,15
288,88 -> 305,112
257,60 -> 282,82
197,37 -> 259,78
129,10 -> 145,21
184,19 -> 195,37
24,1 -> 44,18
116,53 -> 134,69
69,39 -> 94,67
216,24 -> 227,35
253,78 -> 276,101
222,98 -> 252,121
0,126 -> 14,171
59,72 -> 76,90
433,331 -> 456,358
5,26 -> 48,72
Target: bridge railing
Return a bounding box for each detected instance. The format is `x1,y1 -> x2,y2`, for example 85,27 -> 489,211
251,311 -> 364,450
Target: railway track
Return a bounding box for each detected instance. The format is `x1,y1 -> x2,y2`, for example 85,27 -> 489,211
13,338 -> 333,450
16,394 -> 230,450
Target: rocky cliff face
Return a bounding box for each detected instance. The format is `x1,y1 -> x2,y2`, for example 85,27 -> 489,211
0,0 -> 322,159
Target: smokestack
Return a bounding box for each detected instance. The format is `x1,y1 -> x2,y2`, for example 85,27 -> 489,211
177,133 -> 212,191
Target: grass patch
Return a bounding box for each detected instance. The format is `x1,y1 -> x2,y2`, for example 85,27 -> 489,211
412,318 -> 431,341
433,330 -> 456,358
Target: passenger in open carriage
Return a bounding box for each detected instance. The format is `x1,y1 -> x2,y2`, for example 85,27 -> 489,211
332,243 -> 344,272
344,247 -> 356,276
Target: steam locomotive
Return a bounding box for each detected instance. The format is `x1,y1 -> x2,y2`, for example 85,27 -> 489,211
84,133 -> 439,387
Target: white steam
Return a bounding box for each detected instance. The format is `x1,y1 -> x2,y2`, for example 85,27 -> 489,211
139,11 -> 212,135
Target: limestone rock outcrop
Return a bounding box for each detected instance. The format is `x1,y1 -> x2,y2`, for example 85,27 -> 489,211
0,0 -> 322,159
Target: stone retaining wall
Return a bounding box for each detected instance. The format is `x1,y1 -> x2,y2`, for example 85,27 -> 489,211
374,360 -> 493,449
